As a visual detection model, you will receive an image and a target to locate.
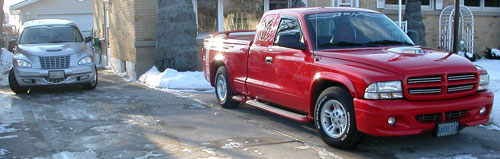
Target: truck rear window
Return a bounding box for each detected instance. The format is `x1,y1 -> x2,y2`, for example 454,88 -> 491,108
306,12 -> 414,50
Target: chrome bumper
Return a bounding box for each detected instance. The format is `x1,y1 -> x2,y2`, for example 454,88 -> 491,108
14,64 -> 96,87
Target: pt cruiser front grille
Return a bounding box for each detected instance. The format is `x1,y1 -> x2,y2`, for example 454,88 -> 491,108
40,56 -> 70,69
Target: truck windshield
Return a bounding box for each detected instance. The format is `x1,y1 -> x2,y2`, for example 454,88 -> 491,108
19,26 -> 83,44
305,12 -> 414,50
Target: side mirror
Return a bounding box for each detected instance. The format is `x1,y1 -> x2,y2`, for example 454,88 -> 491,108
85,36 -> 93,43
8,40 -> 17,53
275,33 -> 306,50
406,30 -> 419,45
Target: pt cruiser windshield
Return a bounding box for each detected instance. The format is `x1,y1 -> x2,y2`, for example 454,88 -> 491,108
306,12 -> 415,50
19,26 -> 84,44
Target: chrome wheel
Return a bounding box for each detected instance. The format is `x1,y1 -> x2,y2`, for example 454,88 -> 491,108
216,74 -> 227,102
320,99 -> 347,138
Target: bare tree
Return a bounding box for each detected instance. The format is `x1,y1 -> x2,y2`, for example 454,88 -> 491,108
404,0 -> 427,46
155,0 -> 198,71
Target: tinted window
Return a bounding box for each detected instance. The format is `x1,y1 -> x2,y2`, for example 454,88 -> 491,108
274,17 -> 304,44
19,25 -> 84,44
306,12 -> 414,50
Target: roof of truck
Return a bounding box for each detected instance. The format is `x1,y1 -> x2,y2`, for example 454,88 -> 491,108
266,7 -> 379,15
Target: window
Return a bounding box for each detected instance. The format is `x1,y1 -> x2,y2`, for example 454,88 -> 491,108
20,26 -> 83,44
306,12 -> 413,50
197,0 -> 218,33
378,0 -> 433,9
223,0 -> 264,31
465,0 -> 500,8
270,0 -> 288,10
386,0 -> 431,6
274,17 -> 304,46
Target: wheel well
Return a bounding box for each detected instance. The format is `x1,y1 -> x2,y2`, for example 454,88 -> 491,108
310,79 -> 350,117
211,61 -> 225,86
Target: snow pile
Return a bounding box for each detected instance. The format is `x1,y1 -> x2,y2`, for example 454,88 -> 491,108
492,48 -> 500,57
474,59 -> 500,130
138,66 -> 213,92
0,48 -> 14,86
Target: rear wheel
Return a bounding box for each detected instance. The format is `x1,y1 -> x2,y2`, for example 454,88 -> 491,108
9,68 -> 29,94
315,87 -> 362,149
83,66 -> 98,90
215,66 -> 239,109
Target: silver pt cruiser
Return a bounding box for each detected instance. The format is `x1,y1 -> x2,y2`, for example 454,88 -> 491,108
9,19 -> 98,93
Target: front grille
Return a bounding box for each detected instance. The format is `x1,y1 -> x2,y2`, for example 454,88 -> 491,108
46,78 -> 65,83
448,74 -> 475,81
447,84 -> 474,93
409,87 -> 442,94
408,76 -> 442,84
39,56 -> 70,69
416,110 -> 468,122
406,73 -> 477,99
445,110 -> 468,120
416,113 -> 442,122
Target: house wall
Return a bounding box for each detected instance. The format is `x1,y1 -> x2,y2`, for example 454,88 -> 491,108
19,0 -> 93,23
134,0 -> 157,77
108,0 -> 136,63
360,0 -> 500,54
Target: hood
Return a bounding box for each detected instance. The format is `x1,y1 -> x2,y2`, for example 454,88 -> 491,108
17,42 -> 87,56
316,47 -> 478,76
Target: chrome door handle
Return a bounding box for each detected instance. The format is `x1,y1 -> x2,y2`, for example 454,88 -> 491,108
265,56 -> 273,64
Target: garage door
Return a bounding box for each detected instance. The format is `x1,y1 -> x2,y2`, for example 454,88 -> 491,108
36,13 -> 93,37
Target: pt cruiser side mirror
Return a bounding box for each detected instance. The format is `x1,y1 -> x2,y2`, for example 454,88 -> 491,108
85,36 -> 93,43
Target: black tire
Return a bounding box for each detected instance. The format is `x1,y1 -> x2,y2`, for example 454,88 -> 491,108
8,68 -> 29,94
83,66 -> 98,90
315,87 -> 362,149
215,66 -> 239,109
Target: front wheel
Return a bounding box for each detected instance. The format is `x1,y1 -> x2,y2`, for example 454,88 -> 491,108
315,87 -> 362,149
83,66 -> 98,90
215,66 -> 239,109
9,68 -> 29,94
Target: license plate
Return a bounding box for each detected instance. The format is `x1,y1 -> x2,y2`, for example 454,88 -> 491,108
48,70 -> 65,79
435,121 -> 459,137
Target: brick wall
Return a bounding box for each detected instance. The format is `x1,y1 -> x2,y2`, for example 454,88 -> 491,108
307,0 -> 330,7
108,0 -> 136,62
134,0 -> 157,76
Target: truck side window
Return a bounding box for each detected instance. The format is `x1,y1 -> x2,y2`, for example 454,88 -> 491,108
274,17 -> 304,46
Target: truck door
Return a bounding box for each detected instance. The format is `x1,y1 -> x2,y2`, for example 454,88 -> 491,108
246,14 -> 279,99
264,15 -> 312,113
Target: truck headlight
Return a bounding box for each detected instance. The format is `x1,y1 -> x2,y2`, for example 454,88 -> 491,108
78,56 -> 93,65
478,74 -> 489,91
14,59 -> 32,68
364,81 -> 403,99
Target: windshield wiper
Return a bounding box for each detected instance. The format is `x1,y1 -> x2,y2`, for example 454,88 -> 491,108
366,40 -> 413,46
47,40 -> 72,43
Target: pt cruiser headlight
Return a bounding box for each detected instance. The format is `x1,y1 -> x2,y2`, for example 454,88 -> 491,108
14,59 -> 32,68
78,56 -> 93,65
364,81 -> 403,99
478,74 -> 489,91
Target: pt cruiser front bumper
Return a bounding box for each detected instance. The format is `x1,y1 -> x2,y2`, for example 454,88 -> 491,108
13,64 -> 96,87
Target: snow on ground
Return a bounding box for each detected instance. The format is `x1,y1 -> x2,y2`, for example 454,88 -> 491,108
0,48 -> 14,86
0,149 -> 8,156
138,66 -> 213,92
473,59 -> 500,130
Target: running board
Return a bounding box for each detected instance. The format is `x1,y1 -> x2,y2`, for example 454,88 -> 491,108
245,100 -> 310,123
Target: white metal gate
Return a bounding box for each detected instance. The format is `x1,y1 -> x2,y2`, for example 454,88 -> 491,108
439,5 -> 474,54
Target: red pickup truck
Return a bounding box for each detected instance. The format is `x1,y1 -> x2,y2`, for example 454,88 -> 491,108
202,7 -> 493,149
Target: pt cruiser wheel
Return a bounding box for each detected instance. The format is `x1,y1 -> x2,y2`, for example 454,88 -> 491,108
315,87 -> 362,149
83,66 -> 98,90
215,66 -> 239,108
